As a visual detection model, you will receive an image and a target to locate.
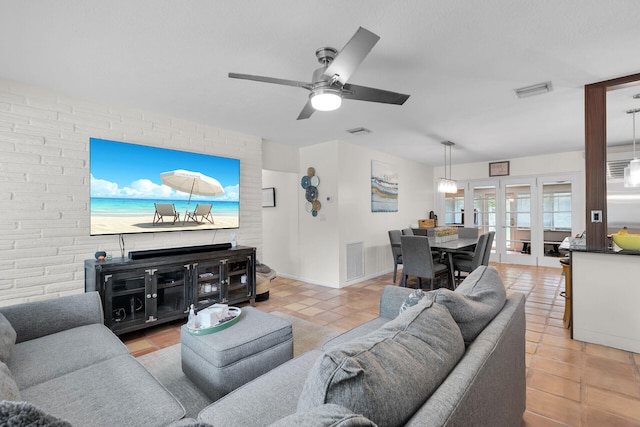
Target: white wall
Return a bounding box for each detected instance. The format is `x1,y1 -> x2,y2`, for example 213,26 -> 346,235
0,79 -> 263,306
433,151 -> 585,181
261,169 -> 300,276
287,140 -> 434,288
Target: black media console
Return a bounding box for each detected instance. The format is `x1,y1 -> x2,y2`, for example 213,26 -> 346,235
85,245 -> 256,335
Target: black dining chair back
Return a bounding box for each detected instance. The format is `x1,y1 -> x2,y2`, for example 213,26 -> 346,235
482,231 -> 495,266
388,230 -> 403,283
400,235 -> 449,290
401,228 -> 414,236
453,232 -> 489,283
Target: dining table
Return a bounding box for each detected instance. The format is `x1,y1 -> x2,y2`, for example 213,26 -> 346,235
428,236 -> 479,288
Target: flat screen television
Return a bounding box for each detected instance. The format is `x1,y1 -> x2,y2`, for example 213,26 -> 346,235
90,138 -> 240,236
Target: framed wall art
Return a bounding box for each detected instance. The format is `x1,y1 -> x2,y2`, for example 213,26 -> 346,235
489,161 -> 510,177
371,160 -> 398,212
262,187 -> 276,207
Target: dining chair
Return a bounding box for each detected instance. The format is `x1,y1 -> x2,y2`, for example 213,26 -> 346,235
399,235 -> 449,290
481,231 -> 495,266
452,232 -> 489,284
401,228 -> 414,236
388,230 -> 403,284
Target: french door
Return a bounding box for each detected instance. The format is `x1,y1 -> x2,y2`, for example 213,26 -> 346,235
440,173 -> 583,267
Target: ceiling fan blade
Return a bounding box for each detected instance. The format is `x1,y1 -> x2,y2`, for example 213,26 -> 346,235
228,73 -> 312,90
296,99 -> 315,120
342,83 -> 410,105
323,27 -> 380,85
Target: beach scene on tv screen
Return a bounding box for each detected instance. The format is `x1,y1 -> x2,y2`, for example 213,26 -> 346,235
90,138 -> 240,235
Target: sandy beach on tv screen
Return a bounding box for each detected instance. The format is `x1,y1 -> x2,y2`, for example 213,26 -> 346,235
91,215 -> 239,235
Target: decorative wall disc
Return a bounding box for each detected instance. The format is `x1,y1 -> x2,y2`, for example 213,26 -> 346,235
302,167 -> 321,217
305,185 -> 318,202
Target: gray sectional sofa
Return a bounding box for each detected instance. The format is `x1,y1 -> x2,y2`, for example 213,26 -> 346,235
0,265 -> 525,427
195,265 -> 526,426
0,292 -> 185,427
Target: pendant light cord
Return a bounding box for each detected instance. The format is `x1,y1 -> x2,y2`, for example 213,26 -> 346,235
634,110 -> 637,160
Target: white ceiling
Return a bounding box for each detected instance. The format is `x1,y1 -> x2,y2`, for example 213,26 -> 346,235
2,0 -> 640,166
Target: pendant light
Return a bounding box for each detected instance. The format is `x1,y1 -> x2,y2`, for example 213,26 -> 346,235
438,141 -> 457,193
624,108 -> 640,187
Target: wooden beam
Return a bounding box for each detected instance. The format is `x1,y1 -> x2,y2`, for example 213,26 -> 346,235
584,72 -> 640,250
584,84 -> 607,250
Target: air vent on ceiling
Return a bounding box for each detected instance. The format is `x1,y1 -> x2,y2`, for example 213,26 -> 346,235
514,81 -> 553,98
346,127 -> 371,136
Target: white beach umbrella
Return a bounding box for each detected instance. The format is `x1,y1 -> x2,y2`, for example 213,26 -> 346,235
160,169 -> 224,222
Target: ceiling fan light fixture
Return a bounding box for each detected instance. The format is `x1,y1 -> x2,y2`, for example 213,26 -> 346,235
310,88 -> 342,111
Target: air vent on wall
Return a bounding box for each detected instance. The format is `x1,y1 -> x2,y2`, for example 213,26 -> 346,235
607,158 -> 633,180
346,241 -> 364,281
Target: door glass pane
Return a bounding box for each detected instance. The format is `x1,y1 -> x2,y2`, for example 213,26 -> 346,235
505,184 -> 531,256
473,185 -> 496,257
542,181 -> 572,258
444,188 -> 465,226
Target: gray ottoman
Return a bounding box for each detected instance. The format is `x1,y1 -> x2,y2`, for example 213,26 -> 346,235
181,306 -> 293,401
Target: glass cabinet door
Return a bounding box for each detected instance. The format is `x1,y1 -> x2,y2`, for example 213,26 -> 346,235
193,261 -> 223,310
223,255 -> 253,304
152,265 -> 189,321
105,270 -> 147,332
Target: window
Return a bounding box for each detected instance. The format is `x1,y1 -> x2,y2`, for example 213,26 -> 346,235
444,192 -> 464,225
543,191 -> 572,229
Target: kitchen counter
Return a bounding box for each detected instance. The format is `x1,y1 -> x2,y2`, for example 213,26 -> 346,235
570,250 -> 640,353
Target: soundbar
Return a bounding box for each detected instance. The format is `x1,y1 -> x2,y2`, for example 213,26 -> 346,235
128,243 -> 233,260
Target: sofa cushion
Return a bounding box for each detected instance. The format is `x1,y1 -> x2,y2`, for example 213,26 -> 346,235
297,300 -> 465,427
270,404 -> 377,427
0,313 -> 17,363
423,265 -> 506,345
8,323 -> 129,389
20,354 -> 185,427
0,400 -> 71,427
0,361 -> 20,401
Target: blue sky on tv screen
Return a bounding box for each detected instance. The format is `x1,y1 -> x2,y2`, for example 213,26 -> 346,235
90,138 -> 239,202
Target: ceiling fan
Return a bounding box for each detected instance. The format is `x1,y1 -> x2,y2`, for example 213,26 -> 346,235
229,27 -> 410,120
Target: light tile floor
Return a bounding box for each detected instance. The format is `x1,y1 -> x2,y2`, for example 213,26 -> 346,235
121,263 -> 640,426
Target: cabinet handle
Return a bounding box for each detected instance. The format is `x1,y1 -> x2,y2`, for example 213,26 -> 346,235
152,293 -> 157,298
147,294 -> 152,299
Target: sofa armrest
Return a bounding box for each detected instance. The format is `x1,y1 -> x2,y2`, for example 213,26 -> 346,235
379,286 -> 414,319
0,292 -> 104,343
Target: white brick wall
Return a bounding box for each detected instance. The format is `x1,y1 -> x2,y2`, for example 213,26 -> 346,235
0,79 -> 263,306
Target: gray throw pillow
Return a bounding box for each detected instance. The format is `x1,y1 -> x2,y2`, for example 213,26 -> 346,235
297,300 -> 465,427
0,400 -> 71,426
0,313 -> 17,363
0,361 -> 21,401
269,404 -> 377,427
423,265 -> 506,345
